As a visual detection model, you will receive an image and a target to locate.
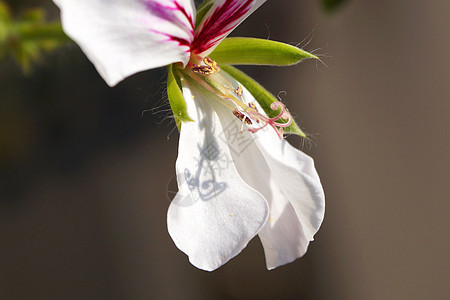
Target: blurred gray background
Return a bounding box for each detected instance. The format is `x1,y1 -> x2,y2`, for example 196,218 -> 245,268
1,0 -> 449,299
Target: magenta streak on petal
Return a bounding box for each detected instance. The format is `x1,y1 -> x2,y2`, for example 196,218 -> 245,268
150,29 -> 191,51
173,1 -> 194,30
191,0 -> 254,55
143,0 -> 194,34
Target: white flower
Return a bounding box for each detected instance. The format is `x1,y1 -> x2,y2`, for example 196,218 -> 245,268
53,0 -> 325,271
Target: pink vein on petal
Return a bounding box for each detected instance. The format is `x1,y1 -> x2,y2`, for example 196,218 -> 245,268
151,29 -> 192,52
191,0 -> 254,54
173,1 -> 194,31
143,0 -> 194,39
142,0 -> 194,53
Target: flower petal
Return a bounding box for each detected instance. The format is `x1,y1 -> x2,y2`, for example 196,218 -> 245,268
258,190 -> 310,270
219,70 -> 325,268
215,112 -> 310,269
167,79 -> 269,271
53,0 -> 195,86
191,0 -> 266,56
254,131 -> 325,242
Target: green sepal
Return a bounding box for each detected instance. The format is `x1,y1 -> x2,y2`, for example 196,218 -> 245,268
167,65 -> 193,130
210,37 -> 318,66
221,65 -> 306,137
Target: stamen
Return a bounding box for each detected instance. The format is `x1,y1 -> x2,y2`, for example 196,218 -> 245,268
234,86 -> 243,97
192,57 -> 220,75
233,109 -> 253,125
192,65 -> 214,74
183,60 -> 293,140
247,103 -> 260,123
203,57 -> 220,73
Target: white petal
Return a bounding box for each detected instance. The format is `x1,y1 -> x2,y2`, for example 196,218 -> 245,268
216,116 -> 310,270
258,189 -> 310,270
167,80 -> 269,271
254,131 -> 325,242
219,71 -> 325,268
191,0 -> 267,56
53,0 -> 195,86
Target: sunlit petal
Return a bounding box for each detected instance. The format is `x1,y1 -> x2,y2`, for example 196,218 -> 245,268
218,71 -> 325,268
254,132 -> 325,242
217,105 -> 310,270
53,0 -> 196,86
167,79 -> 269,271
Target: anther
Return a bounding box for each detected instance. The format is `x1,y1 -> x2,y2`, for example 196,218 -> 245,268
203,57 -> 220,72
192,57 -> 220,75
234,86 -> 243,97
233,109 -> 253,124
192,65 -> 214,74
247,103 -> 260,123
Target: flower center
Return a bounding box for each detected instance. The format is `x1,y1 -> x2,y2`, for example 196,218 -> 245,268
181,57 -> 293,139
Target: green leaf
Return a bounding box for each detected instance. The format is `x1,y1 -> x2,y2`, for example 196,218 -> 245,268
20,8 -> 45,22
0,1 -> 11,22
0,1 -> 10,45
167,65 -> 193,130
221,65 -> 306,137
210,37 -> 318,66
19,22 -> 70,42
10,40 -> 40,74
9,21 -> 70,73
0,1 -> 71,73
321,0 -> 348,12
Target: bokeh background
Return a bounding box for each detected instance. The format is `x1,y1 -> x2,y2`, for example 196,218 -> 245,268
1,0 -> 449,299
